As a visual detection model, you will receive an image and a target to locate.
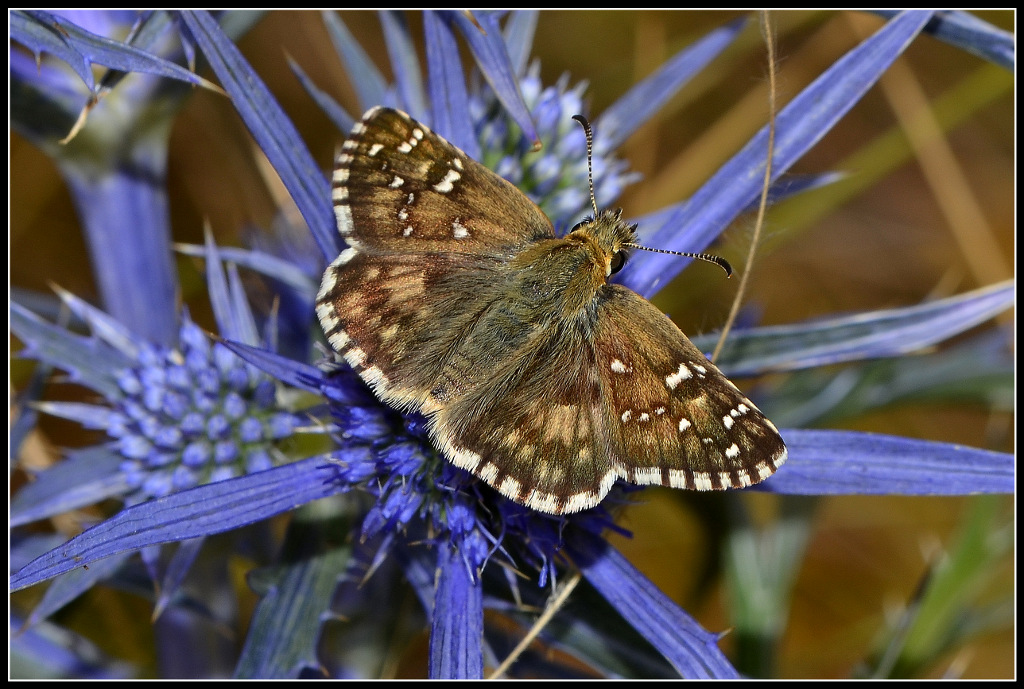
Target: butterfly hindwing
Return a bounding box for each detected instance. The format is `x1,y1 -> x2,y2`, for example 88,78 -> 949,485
429,310 -> 616,514
426,283 -> 787,514
592,285 -> 787,492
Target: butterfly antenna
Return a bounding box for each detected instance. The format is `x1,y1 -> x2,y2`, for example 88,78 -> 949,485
624,244 -> 733,278
572,114 -> 601,218
572,115 -> 731,279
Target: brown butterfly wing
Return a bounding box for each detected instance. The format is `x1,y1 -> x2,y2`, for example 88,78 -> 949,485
428,284 -> 787,514
318,107 -> 555,409
428,308 -> 616,514
591,285 -> 787,494
332,107 -> 554,255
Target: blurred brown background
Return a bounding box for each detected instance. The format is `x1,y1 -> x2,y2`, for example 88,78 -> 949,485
11,10 -> 1014,678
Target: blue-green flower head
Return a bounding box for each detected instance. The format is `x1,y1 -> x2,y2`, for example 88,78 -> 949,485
115,320 -> 296,497
19,304 -> 301,501
472,65 -> 638,230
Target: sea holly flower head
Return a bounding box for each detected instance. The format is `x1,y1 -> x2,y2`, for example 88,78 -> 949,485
11,245 -> 307,512
10,10 -> 1013,680
107,320 -> 293,496
471,65 -> 636,225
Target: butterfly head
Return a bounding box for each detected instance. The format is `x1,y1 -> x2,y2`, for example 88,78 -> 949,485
568,208 -> 638,278
569,114 -> 733,280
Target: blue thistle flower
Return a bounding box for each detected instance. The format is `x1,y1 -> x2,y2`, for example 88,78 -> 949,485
12,261 -> 307,507
10,10 -> 1014,680
100,319 -> 293,496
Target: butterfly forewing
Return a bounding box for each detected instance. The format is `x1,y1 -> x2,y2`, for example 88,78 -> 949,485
320,107 -> 556,410
318,106 -> 787,515
334,106 -> 554,254
318,250 -> 509,410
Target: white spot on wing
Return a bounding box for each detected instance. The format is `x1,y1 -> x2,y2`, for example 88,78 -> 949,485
560,471 -> 618,514
316,271 -> 337,300
315,304 -> 339,330
327,330 -> 349,350
610,359 -> 628,374
368,143 -> 384,157
478,462 -> 498,483
433,168 -> 461,193
452,219 -> 469,239
667,469 -> 689,489
498,475 -> 522,499
678,417 -> 691,432
526,491 -> 560,513
665,363 -> 692,390
725,443 -> 740,459
633,467 -> 660,483
433,428 -> 482,473
360,365 -> 390,391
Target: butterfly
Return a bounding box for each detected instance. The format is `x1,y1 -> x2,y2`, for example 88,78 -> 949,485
316,106 -> 786,514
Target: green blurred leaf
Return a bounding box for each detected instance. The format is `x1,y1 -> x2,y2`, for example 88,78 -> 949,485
861,495 -> 1012,678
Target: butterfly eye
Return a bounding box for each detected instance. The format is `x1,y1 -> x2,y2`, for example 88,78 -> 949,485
609,251 -> 627,275
569,216 -> 596,235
